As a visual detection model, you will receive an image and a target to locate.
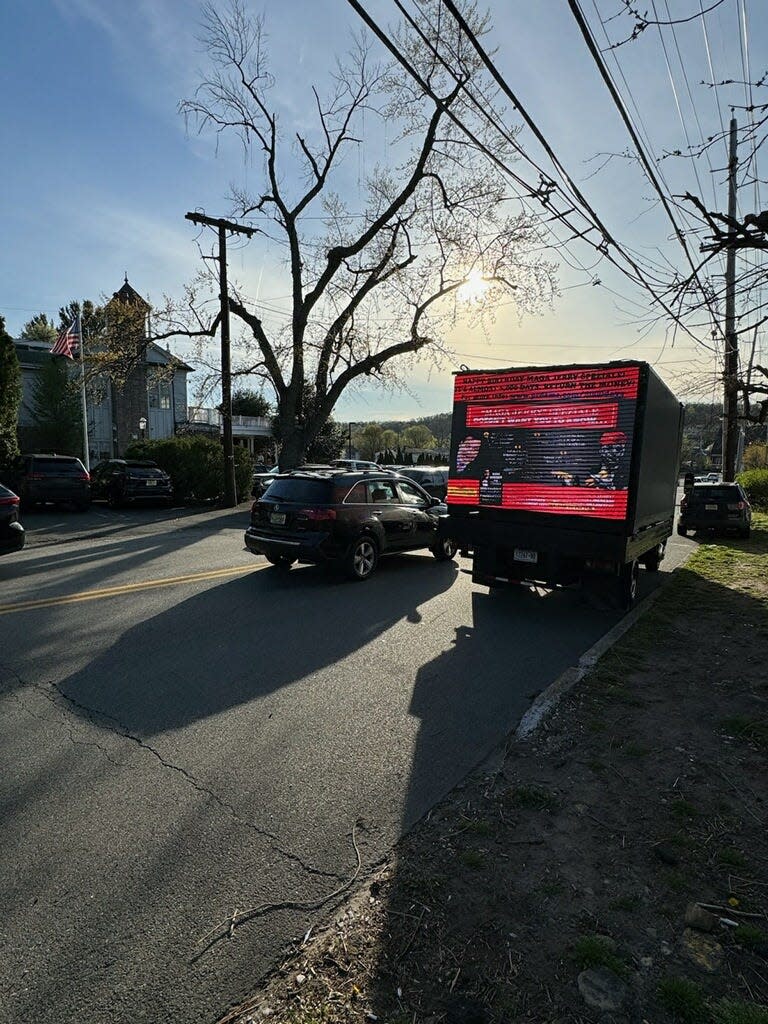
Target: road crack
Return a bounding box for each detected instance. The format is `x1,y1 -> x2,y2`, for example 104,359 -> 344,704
43,681 -> 342,883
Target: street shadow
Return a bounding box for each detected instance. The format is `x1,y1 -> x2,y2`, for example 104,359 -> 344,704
0,509 -> 252,606
362,538 -> 768,1023
55,555 -> 460,737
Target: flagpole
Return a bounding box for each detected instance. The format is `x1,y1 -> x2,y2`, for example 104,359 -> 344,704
77,313 -> 90,471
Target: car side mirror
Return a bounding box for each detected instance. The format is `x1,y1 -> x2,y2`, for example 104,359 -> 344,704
428,496 -> 441,507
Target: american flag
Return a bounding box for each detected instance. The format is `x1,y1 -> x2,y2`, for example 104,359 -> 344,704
51,317 -> 81,359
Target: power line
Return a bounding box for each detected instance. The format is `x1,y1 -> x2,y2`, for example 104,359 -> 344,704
566,0 -> 724,345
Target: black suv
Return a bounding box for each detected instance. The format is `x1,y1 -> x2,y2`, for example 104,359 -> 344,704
91,460 -> 173,507
678,482 -> 752,538
244,469 -> 457,580
7,454 -> 91,511
398,467 -> 449,500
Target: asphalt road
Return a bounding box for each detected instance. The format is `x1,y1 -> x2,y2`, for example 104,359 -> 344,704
0,507 -> 693,1024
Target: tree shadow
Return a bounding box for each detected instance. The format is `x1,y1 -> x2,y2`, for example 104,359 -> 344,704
362,551 -> 768,1023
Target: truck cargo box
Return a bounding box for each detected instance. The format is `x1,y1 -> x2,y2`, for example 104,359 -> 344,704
447,360 -> 683,538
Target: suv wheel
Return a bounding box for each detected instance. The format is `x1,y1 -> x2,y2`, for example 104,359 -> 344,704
345,536 -> 378,581
677,525 -> 687,537
266,554 -> 294,568
108,487 -> 122,509
431,537 -> 457,561
739,526 -> 751,539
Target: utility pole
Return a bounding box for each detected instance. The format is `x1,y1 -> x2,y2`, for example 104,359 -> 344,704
185,212 -> 256,507
722,118 -> 739,482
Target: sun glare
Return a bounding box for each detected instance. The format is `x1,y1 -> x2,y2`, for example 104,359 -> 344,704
458,268 -> 489,304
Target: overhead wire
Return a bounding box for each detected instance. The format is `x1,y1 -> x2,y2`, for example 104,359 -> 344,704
566,0 -> 724,347
371,0 -> 716,349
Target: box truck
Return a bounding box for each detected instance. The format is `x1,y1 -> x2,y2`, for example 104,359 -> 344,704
442,361 -> 683,608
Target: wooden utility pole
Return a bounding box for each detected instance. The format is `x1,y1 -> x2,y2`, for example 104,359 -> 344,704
185,212 -> 256,507
722,118 -> 739,482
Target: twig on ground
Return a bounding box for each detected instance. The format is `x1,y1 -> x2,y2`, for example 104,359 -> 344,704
397,906 -> 427,962
198,819 -> 363,948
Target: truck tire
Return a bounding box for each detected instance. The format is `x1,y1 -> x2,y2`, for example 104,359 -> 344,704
642,543 -> 664,572
616,560 -> 639,611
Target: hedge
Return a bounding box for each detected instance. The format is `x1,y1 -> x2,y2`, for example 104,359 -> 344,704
736,468 -> 768,510
124,435 -> 252,503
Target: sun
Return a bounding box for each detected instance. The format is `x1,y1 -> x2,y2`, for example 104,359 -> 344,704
458,268 -> 489,304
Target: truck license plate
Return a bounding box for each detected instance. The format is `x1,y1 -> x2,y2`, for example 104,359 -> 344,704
514,548 -> 537,563
270,512 -> 286,525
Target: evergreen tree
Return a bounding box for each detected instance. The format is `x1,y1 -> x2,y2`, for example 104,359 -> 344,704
21,313 -> 58,343
231,388 -> 272,418
0,316 -> 22,470
31,357 -> 82,456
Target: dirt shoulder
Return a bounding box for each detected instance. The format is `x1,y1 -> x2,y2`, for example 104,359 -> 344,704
221,514 -> 768,1024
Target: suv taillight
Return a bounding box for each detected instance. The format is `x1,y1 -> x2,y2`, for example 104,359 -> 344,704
77,472 -> 90,481
0,495 -> 19,507
300,508 -> 337,521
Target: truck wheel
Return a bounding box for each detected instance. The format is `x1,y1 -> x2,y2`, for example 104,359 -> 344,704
643,543 -> 664,572
345,536 -> 378,581
431,538 -> 457,561
616,560 -> 639,611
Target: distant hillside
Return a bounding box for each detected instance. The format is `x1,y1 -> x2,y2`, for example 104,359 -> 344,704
379,411 -> 452,445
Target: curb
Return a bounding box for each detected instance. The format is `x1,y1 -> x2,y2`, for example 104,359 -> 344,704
514,583 -> 667,741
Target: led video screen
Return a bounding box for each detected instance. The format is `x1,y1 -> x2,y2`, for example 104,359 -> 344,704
447,365 -> 640,520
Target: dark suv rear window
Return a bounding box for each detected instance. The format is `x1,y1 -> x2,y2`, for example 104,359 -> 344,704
263,479 -> 333,503
690,485 -> 742,501
127,466 -> 165,478
33,458 -> 85,475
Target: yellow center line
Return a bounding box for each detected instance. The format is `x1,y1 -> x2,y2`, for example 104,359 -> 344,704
0,563 -> 268,616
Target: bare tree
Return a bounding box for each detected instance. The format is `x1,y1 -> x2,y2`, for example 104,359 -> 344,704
174,0 -> 557,468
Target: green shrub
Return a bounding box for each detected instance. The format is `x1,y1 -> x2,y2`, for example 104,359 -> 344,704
736,468 -> 768,510
657,976 -> 707,1022
125,435 -> 252,503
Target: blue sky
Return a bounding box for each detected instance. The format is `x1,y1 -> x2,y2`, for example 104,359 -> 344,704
1,1 -> 765,421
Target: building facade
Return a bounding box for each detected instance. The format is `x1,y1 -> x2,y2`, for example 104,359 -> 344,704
13,278 -> 193,463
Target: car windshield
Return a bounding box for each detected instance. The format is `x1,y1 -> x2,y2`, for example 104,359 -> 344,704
263,479 -> 333,503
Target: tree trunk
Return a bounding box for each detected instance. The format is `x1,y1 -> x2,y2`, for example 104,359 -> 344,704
277,424 -> 307,471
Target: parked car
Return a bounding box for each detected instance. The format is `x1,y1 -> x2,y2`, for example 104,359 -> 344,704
244,469 -> 457,580
678,482 -> 751,538
397,466 -> 449,500
90,459 -> 173,507
0,484 -> 25,555
6,453 -> 91,511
